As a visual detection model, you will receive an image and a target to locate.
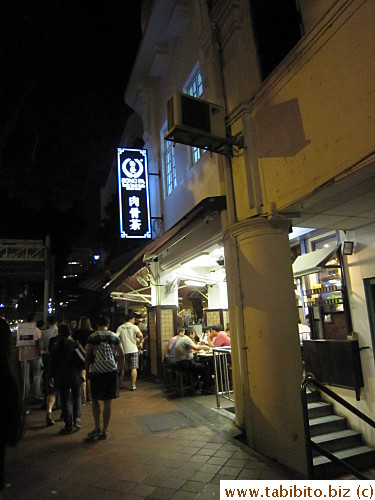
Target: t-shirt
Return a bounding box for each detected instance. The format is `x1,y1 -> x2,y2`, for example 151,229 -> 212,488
49,336 -> 81,381
175,336 -> 194,362
213,331 -> 231,347
167,336 -> 179,365
298,324 -> 311,345
41,325 -> 58,354
85,330 -> 123,366
116,322 -> 141,354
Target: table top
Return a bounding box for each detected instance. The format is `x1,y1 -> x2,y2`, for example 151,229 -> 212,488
196,350 -> 213,357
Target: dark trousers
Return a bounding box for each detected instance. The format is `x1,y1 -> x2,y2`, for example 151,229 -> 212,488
176,359 -> 213,390
59,376 -> 82,430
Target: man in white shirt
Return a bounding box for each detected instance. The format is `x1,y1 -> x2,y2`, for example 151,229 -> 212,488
116,314 -> 143,391
298,320 -> 311,345
18,314 -> 43,401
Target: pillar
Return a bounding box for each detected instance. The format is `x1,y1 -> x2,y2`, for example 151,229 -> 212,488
207,282 -> 228,309
226,215 -> 307,476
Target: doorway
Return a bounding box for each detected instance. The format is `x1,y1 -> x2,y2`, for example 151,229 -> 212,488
364,277 -> 375,359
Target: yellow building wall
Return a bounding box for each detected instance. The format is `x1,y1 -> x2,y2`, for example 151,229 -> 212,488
250,1 -> 375,214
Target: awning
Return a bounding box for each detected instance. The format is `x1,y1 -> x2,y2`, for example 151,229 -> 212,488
103,218 -> 194,293
104,197 -> 226,293
79,270 -> 112,292
292,245 -> 339,278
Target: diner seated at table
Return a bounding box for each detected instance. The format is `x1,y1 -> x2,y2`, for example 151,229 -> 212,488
200,326 -> 212,345
175,328 -> 214,395
164,327 -> 185,367
207,324 -> 231,348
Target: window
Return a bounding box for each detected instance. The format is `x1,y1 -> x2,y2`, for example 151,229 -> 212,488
184,66 -> 203,164
186,70 -> 203,99
161,121 -> 177,197
249,0 -> 302,79
165,139 -> 177,195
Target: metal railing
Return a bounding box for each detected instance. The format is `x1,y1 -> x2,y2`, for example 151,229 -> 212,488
213,347 -> 234,408
301,373 -> 375,479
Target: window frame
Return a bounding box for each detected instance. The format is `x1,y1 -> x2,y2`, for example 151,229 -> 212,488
161,122 -> 177,198
184,64 -> 204,165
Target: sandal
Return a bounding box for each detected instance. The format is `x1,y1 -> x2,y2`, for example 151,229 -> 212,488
87,428 -> 101,438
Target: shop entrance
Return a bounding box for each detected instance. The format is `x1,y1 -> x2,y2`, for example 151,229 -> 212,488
364,277 -> 375,357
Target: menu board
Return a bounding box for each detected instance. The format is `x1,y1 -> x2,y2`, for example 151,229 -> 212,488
206,310 -> 221,326
17,322 -> 36,346
205,309 -> 229,329
160,308 -> 174,353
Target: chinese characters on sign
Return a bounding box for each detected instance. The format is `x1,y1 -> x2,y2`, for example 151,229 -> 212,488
117,148 -> 152,239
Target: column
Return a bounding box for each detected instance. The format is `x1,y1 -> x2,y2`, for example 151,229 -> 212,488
207,282 -> 228,309
226,215 -> 307,476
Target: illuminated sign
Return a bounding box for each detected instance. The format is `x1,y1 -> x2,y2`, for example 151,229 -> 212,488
117,148 -> 152,239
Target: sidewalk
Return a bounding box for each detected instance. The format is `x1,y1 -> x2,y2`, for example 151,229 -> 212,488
2,379 -> 293,499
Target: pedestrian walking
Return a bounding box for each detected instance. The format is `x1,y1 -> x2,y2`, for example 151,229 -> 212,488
85,316 -> 123,440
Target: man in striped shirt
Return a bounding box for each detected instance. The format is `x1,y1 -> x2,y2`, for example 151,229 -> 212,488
85,316 -> 123,440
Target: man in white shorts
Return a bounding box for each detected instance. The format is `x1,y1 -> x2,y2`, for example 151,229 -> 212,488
116,314 -> 143,391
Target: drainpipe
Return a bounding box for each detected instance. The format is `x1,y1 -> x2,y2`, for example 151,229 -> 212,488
206,3 -> 251,434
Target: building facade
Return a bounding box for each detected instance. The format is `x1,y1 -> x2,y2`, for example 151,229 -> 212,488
114,0 -> 375,476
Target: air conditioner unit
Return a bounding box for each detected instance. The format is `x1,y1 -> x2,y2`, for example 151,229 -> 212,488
165,92 -> 227,153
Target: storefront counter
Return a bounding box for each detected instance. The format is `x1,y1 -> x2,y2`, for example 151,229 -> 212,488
303,339 -> 364,400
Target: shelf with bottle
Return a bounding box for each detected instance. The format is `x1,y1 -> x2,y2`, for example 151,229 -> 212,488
305,296 -> 343,307
303,284 -> 342,297
303,280 -> 343,311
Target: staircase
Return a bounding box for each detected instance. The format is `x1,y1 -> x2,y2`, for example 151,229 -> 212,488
307,391 -> 375,478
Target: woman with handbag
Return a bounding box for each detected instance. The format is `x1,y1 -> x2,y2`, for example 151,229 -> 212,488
49,322 -> 84,434
73,316 -> 93,403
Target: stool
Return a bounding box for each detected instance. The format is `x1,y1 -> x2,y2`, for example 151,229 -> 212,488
175,370 -> 195,397
163,366 -> 176,392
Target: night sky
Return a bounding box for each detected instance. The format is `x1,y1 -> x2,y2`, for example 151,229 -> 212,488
0,0 -> 142,265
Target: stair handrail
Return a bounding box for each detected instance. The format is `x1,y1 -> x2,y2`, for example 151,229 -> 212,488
301,372 -> 375,479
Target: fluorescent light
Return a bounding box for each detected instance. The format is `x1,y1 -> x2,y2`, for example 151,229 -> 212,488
182,254 -> 217,268
185,280 -> 206,287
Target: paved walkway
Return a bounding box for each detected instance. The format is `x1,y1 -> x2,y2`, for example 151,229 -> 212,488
2,379 -> 293,499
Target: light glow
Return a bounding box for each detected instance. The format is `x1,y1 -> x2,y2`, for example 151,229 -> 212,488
117,148 -> 152,239
185,280 -> 207,287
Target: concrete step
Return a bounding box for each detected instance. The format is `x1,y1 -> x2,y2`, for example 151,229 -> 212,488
309,414 -> 347,436
306,391 -> 321,404
313,445 -> 375,479
308,401 -> 333,419
311,429 -> 363,455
